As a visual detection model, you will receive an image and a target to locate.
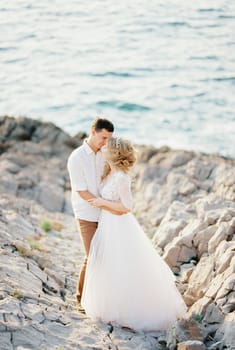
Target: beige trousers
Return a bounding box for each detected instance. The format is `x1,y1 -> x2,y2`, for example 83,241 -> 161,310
76,219 -> 98,303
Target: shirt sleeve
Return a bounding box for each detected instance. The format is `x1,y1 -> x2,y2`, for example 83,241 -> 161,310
116,173 -> 133,210
67,152 -> 87,192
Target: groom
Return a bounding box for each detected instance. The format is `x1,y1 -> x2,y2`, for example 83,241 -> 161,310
67,117 -> 125,312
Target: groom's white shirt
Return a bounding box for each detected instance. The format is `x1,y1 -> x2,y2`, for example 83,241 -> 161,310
67,141 -> 105,221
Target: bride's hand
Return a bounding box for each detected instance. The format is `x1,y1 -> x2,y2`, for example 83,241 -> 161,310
88,197 -> 104,208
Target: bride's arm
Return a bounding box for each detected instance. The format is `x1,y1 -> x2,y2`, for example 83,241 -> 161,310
79,191 -> 126,215
88,174 -> 133,214
88,197 -> 130,214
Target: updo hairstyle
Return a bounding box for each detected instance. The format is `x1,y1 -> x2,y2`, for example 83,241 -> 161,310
102,137 -> 137,180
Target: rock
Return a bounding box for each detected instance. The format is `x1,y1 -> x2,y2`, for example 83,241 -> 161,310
213,164 -> 235,201
216,273 -> 235,301
0,332 -> 13,350
163,219 -> 204,269
153,201 -> 189,249
193,225 -> 217,257
186,159 -> 215,181
178,340 -> 205,350
0,116 -> 79,153
208,222 -> 234,254
207,341 -> 223,350
218,208 -> 235,223
38,182 -> 65,212
180,263 -> 195,284
205,275 -> 224,299
160,151 -> 193,168
0,174 -> 18,194
215,241 -> 235,274
178,178 -> 197,196
166,319 -> 204,350
195,195 -> 234,221
215,313 -> 235,349
204,211 -> 220,225
0,158 -> 20,174
12,326 -> 46,349
184,256 -> 215,304
136,145 -> 159,162
203,303 -> 224,325
0,116 -> 82,215
155,219 -> 187,249
187,296 -> 211,315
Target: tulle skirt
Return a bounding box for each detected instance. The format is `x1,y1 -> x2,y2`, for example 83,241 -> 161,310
81,210 -> 187,331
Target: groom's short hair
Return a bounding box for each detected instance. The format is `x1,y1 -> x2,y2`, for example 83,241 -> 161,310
92,117 -> 114,132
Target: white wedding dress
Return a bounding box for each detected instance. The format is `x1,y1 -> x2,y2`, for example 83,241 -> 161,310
81,171 -> 187,331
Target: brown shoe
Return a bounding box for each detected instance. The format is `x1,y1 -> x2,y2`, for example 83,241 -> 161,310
77,302 -> 86,314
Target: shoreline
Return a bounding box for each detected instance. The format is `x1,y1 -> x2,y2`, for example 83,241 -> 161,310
2,114 -> 234,161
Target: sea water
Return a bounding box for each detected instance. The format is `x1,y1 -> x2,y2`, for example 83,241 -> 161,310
0,0 -> 234,157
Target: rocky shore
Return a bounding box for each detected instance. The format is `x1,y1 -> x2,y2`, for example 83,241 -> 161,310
0,116 -> 234,350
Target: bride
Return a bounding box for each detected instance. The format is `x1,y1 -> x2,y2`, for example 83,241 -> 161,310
81,137 -> 187,331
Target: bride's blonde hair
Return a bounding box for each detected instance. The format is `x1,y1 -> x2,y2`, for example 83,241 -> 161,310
102,137 -> 137,180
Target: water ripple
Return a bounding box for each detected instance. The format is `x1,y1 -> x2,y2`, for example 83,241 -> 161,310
91,72 -> 136,78
97,100 -> 151,112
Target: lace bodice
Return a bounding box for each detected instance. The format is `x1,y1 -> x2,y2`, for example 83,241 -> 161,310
100,171 -> 133,210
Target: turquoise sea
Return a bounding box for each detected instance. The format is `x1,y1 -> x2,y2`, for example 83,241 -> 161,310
0,0 -> 235,156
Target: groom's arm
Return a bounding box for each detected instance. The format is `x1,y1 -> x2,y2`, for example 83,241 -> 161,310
78,191 -> 126,215
88,197 -> 130,215
77,190 -> 96,201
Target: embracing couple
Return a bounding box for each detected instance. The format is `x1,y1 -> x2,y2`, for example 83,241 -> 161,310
67,117 -> 186,331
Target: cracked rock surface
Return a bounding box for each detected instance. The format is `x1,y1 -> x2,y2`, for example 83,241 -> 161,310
0,199 -> 164,350
1,116 -> 235,349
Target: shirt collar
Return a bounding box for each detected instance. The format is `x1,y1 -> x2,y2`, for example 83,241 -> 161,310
83,139 -> 100,155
